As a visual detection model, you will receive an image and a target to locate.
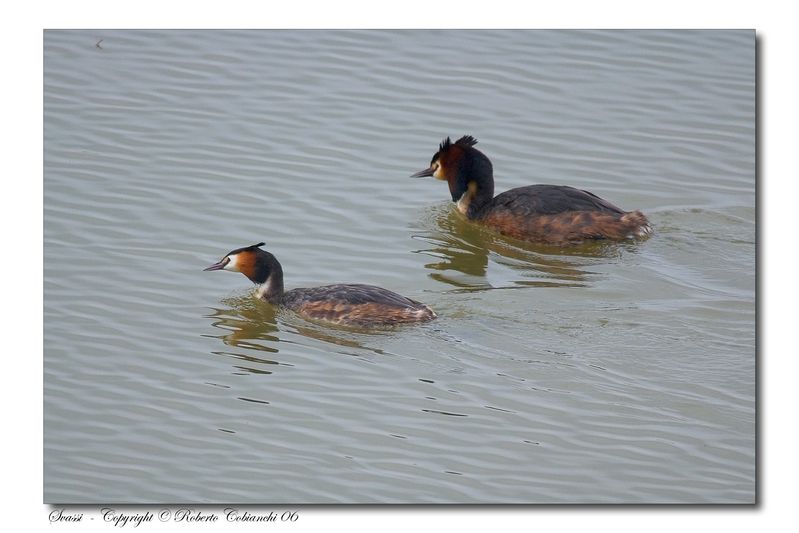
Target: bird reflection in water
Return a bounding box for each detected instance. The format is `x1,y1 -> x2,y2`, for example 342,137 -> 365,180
412,205 -> 632,291
203,294 -> 283,375
204,294 -> 395,367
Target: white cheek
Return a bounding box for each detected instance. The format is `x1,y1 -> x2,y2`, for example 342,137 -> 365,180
223,254 -> 239,271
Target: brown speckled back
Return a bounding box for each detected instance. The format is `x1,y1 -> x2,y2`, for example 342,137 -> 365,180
475,184 -> 651,244
281,284 -> 436,326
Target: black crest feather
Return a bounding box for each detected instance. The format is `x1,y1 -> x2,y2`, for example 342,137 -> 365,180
455,135 -> 478,147
228,242 -> 266,256
432,135 -> 478,164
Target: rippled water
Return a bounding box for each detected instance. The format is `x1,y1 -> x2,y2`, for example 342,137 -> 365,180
44,30 -> 755,503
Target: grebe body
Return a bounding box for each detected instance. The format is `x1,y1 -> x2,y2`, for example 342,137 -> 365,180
205,243 -> 436,327
412,136 -> 652,244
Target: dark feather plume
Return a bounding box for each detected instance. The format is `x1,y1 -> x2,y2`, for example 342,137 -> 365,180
227,242 -> 266,256
455,135 -> 478,147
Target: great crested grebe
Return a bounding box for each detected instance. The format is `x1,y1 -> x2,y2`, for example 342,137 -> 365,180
204,242 -> 436,327
411,136 -> 652,244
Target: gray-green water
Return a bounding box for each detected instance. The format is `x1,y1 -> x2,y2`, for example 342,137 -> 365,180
44,30 -> 755,503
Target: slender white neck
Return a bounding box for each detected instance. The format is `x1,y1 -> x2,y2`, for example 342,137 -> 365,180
255,275 -> 283,303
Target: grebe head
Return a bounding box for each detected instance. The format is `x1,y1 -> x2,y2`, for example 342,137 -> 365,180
203,242 -> 273,282
411,135 -> 494,216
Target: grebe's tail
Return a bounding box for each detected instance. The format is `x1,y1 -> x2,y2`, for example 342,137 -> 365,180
620,210 -> 653,238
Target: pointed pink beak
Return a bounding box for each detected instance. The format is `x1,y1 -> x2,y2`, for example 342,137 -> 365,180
410,167 -> 435,178
203,258 -> 228,271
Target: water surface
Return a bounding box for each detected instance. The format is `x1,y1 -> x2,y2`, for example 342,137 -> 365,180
44,30 -> 755,503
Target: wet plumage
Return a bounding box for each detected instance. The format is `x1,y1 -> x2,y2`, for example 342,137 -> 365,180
283,284 -> 435,326
412,136 -> 652,244
204,243 -> 436,327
